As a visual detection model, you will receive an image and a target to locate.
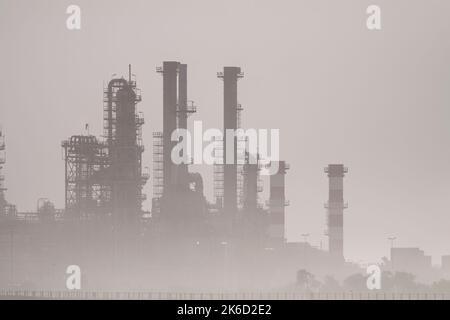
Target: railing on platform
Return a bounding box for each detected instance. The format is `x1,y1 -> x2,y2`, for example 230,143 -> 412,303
0,290 -> 449,300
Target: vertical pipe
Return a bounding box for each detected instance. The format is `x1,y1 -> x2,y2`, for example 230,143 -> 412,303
64,145 -> 68,210
177,64 -> 189,189
178,64 -> 187,130
128,64 -> 132,83
162,61 -> 179,196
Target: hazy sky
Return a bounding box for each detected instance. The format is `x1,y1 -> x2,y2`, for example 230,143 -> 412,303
1,0 -> 450,265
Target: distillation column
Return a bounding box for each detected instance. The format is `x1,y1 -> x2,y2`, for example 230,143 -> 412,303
104,66 -> 145,227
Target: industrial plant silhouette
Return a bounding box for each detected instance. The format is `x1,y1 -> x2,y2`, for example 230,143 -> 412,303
0,62 -> 440,293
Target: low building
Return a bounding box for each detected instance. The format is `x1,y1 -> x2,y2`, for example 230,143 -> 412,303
391,247 -> 432,275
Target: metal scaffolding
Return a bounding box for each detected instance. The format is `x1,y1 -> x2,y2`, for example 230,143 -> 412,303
61,65 -> 148,224
103,71 -> 142,147
62,135 -> 110,219
152,131 -> 164,200
213,136 -> 224,207
0,129 -> 17,219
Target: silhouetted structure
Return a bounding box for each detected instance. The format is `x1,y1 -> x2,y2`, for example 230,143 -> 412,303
216,67 -> 244,216
153,61 -> 206,239
0,129 -> 16,219
107,69 -> 146,227
0,62 -> 369,293
325,164 -> 348,260
62,65 -> 148,229
242,154 -> 262,212
0,129 -> 5,215
442,255 -> 450,274
391,247 -> 432,274
267,161 -> 289,246
62,135 -> 109,219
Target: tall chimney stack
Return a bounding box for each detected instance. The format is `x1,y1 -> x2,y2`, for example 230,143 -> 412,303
325,164 -> 348,260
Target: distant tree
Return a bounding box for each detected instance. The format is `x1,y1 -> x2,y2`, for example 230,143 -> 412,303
391,272 -> 419,292
343,273 -> 367,292
321,275 -> 341,292
296,269 -> 321,292
380,271 -> 395,291
380,256 -> 391,269
431,279 -> 450,293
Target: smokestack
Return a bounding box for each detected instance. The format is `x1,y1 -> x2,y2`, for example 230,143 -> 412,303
178,64 -> 187,130
177,64 -> 189,189
128,64 -> 132,83
325,164 -> 348,260
218,67 -> 243,215
161,61 -> 179,196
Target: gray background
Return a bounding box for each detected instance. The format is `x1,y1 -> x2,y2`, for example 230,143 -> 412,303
1,0 -> 449,265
